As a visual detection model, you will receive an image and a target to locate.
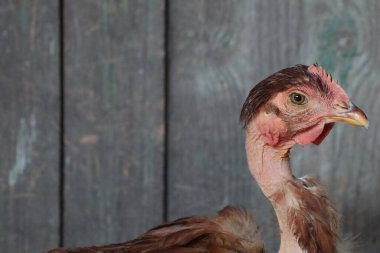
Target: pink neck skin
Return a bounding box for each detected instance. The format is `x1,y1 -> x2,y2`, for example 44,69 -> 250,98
245,122 -> 303,253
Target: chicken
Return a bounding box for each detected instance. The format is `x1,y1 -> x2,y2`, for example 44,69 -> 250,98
49,64 -> 368,253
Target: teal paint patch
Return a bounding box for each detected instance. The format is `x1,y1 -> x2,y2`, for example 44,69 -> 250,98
318,15 -> 358,86
8,114 -> 37,187
102,0 -> 110,31
101,63 -> 117,108
20,0 -> 28,34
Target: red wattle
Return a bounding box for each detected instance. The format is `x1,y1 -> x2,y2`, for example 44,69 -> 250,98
312,123 -> 335,145
294,120 -> 334,147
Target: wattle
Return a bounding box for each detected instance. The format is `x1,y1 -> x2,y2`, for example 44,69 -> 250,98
294,120 -> 335,146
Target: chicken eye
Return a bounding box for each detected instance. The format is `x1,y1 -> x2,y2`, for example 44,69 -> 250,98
289,92 -> 307,105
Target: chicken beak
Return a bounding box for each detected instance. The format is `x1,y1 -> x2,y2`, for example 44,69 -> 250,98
325,104 -> 369,128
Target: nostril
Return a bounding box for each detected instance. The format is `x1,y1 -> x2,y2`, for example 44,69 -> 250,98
348,102 -> 355,111
334,103 -> 349,110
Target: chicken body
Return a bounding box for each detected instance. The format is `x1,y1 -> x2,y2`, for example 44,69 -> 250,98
49,64 -> 368,253
49,206 -> 264,253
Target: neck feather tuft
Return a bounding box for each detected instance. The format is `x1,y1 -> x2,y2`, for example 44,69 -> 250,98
281,176 -> 339,253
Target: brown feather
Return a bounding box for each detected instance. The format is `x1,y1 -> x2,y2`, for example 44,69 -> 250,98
284,176 -> 339,253
48,206 -> 264,253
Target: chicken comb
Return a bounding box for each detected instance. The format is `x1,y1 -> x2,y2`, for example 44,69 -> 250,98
307,63 -> 349,101
308,63 -> 333,84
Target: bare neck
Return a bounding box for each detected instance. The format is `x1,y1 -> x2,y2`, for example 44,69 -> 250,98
245,123 -> 303,253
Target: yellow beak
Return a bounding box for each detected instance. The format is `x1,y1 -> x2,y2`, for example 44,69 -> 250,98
325,104 -> 369,128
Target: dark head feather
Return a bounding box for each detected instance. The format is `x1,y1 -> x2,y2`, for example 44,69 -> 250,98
240,64 -> 331,126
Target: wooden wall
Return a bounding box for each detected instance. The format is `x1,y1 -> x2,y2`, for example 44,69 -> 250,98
0,1 -> 379,252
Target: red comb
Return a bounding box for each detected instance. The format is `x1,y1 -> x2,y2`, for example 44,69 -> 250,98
308,64 -> 334,87
307,64 -> 349,100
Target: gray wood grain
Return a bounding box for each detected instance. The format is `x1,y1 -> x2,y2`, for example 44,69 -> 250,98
0,0 -> 60,252
168,1 -> 380,252
63,0 -> 165,247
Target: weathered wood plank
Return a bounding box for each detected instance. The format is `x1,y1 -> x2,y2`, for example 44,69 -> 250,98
168,2 -> 280,252
168,1 -> 379,252
0,0 -> 60,252
64,0 -> 165,247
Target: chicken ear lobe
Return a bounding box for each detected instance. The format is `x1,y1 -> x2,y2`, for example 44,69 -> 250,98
256,113 -> 286,147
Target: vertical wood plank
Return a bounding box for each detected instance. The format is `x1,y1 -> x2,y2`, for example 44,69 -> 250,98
168,2 -> 282,252
0,1 -> 60,252
168,1 -> 380,252
64,0 -> 165,246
